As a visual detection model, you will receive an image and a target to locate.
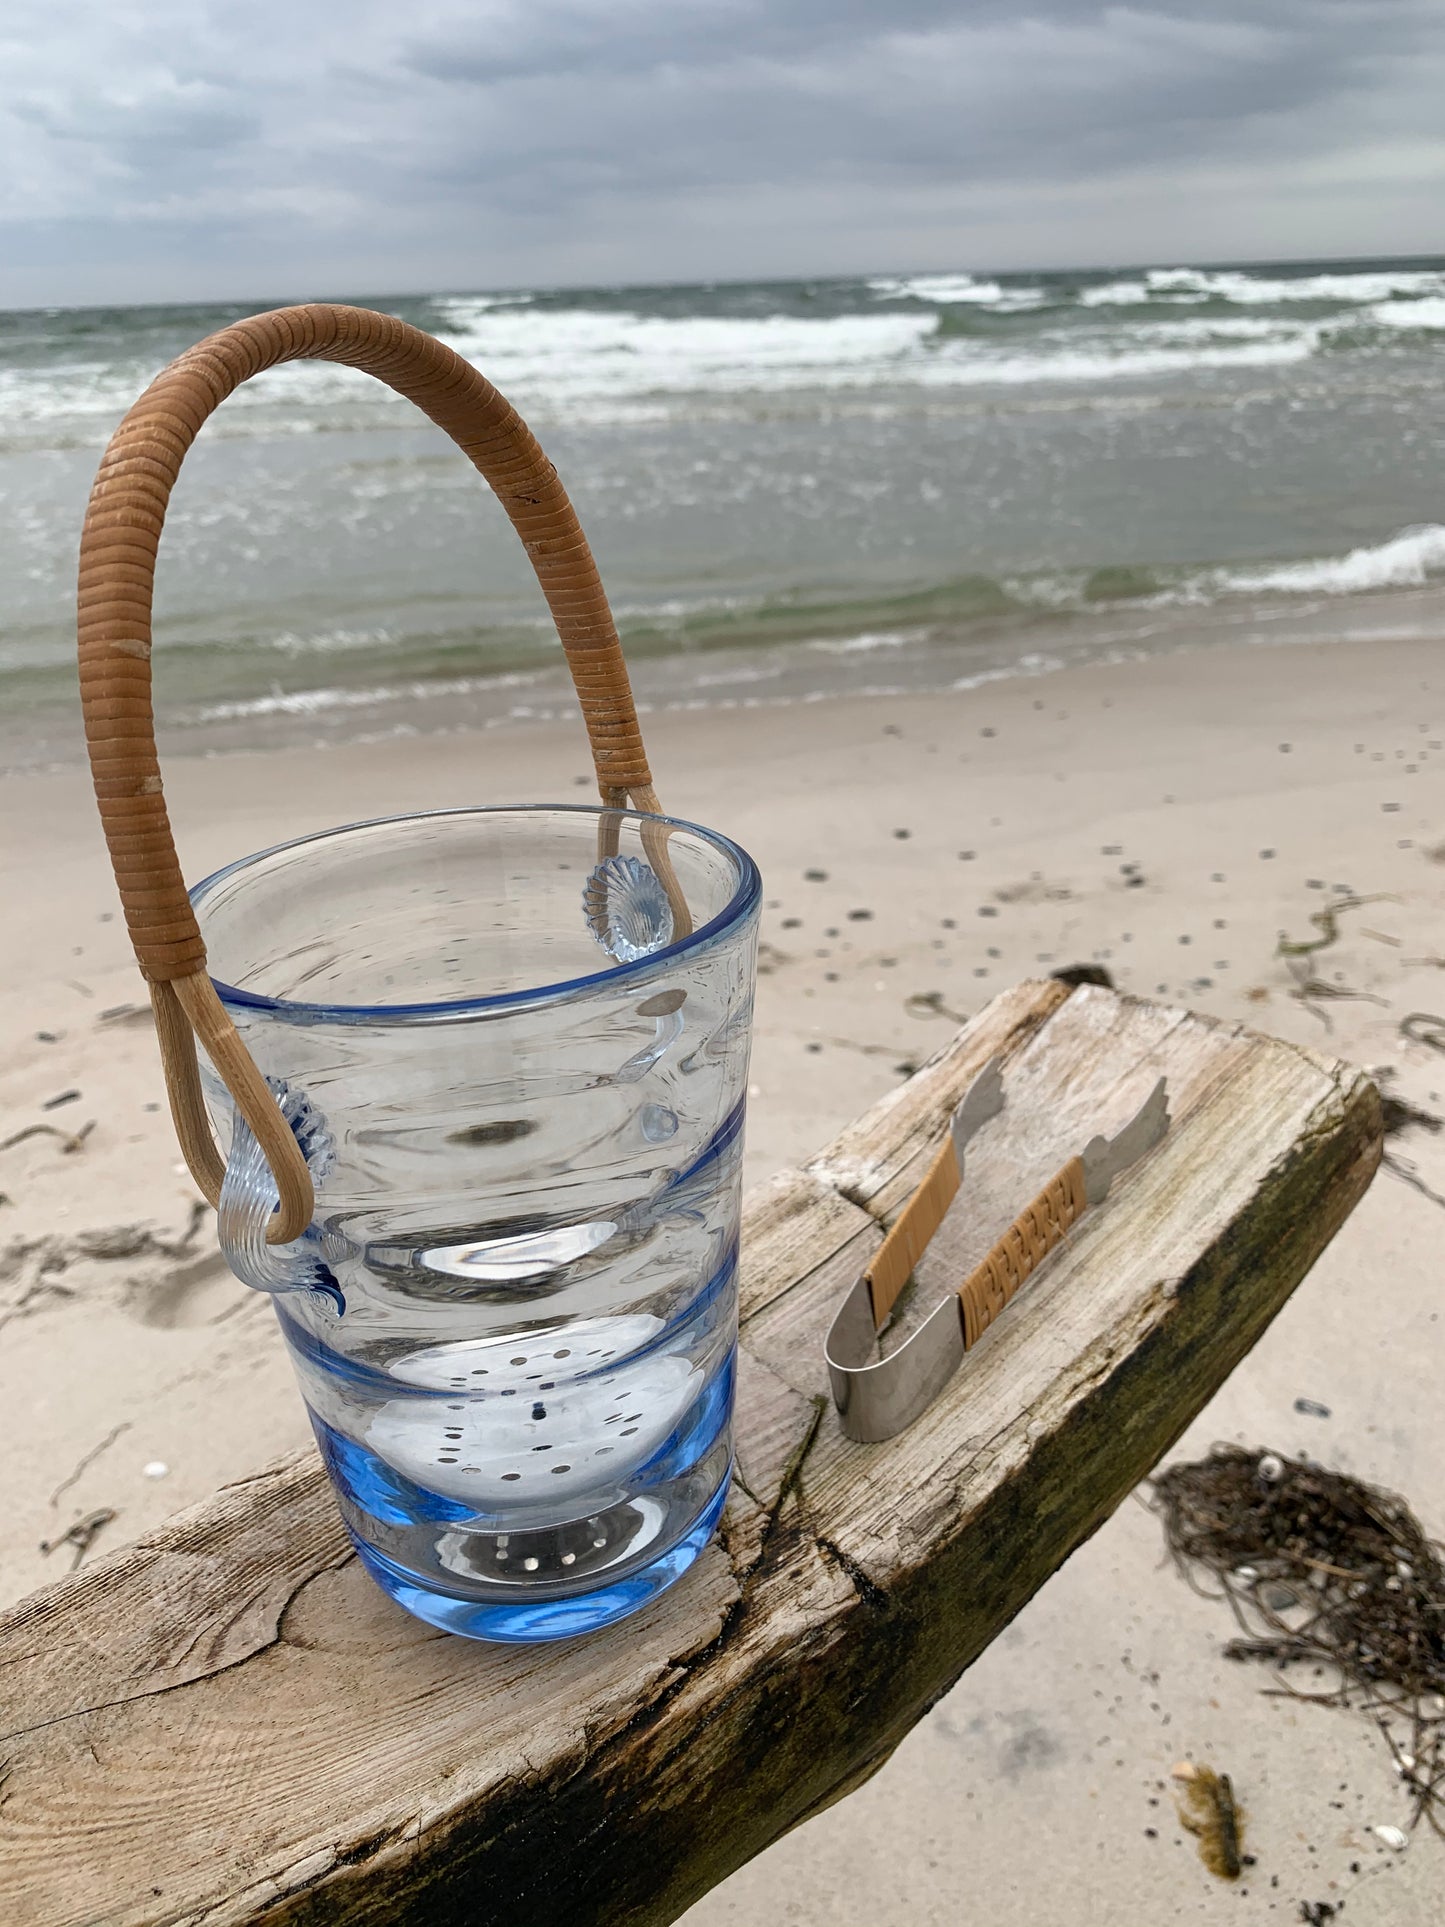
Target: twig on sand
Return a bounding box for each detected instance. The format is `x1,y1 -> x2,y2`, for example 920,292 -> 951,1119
96,1002 -> 154,1028
71,1199 -> 209,1262
1382,1151 -> 1445,1211
48,1422 -> 132,1510
904,990 -> 969,1025
819,1033 -> 913,1060
1284,956 -> 1387,1030
40,1508 -> 117,1571
1277,894 -> 1398,959
0,1120 -> 95,1158
1377,1084 -> 1443,1138
1401,1012 -> 1445,1053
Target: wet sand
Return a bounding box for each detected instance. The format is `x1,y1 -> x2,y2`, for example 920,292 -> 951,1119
3,632 -> 1444,1920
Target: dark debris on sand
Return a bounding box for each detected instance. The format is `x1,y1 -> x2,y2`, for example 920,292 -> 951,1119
1049,963 -> 1115,990
1154,1446 -> 1445,1837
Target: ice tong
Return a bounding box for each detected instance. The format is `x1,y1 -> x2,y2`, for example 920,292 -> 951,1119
825,1057 -> 1170,1442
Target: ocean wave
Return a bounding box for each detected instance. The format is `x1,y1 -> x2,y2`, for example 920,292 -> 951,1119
0,312 -> 1337,442
807,630 -> 914,654
195,669 -> 546,721
1017,526 -> 1445,610
1079,278 -> 1207,308
1081,264 -> 1445,307
1125,315 -> 1320,350
0,359 -> 157,425
1153,265 -> 1445,304
868,273 -> 1011,304
914,333 -> 1319,385
1368,295 -> 1445,331
1212,525 -> 1445,597
436,306 -> 938,405
431,304 -> 1330,401
432,292 -> 536,322
3,263 -> 1442,448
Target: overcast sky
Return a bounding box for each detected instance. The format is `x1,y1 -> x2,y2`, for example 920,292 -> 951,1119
2,0 -> 1443,307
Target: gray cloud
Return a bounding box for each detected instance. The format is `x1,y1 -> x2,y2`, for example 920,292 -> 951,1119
0,0 -> 1441,305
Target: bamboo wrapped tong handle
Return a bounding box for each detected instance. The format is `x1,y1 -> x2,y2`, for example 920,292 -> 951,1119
78,304 -> 666,1242
864,1067 -> 1169,1345
865,1132 -> 1086,1344
957,1156 -> 1088,1346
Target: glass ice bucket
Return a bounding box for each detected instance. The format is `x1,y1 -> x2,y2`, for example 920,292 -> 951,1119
75,304 -> 762,1640
199,807 -> 758,1639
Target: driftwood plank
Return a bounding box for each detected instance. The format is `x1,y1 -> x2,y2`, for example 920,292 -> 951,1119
0,981 -> 1380,1927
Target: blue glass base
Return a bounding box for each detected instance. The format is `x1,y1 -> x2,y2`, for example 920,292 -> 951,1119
352,1467 -> 732,1643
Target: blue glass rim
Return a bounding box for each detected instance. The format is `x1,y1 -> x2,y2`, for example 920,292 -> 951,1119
189,803 -> 762,1024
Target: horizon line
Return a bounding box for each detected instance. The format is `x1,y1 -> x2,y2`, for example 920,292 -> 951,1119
3,246 -> 1444,319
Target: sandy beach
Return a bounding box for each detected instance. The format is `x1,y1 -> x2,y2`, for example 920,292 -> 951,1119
4,629 -> 1445,1920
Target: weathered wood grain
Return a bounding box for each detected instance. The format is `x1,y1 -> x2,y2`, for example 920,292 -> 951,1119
0,982 -> 1381,1927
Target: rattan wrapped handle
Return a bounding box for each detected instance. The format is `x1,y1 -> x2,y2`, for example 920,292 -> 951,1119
864,1143 -> 1088,1346
958,1156 -> 1088,1347
78,304 -> 666,1242
864,1129 -> 960,1327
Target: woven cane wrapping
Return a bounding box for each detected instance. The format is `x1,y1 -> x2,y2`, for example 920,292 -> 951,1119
959,1155 -> 1088,1349
78,303 -> 655,982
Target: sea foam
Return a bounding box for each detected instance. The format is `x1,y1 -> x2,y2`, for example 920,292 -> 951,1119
1080,265 -> 1445,307
1214,526 -> 1445,597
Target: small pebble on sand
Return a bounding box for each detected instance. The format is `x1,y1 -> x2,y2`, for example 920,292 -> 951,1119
143,1461 -> 169,1480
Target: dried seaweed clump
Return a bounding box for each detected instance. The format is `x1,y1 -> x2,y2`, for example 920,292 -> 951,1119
1154,1446 -> 1445,1837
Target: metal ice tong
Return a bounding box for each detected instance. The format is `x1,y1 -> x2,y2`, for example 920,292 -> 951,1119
825,1057 -> 1170,1442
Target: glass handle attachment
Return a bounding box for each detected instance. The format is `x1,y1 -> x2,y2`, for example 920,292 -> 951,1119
217,1086 -> 343,1312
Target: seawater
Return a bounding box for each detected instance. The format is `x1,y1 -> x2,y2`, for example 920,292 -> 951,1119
5,255 -> 1445,768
